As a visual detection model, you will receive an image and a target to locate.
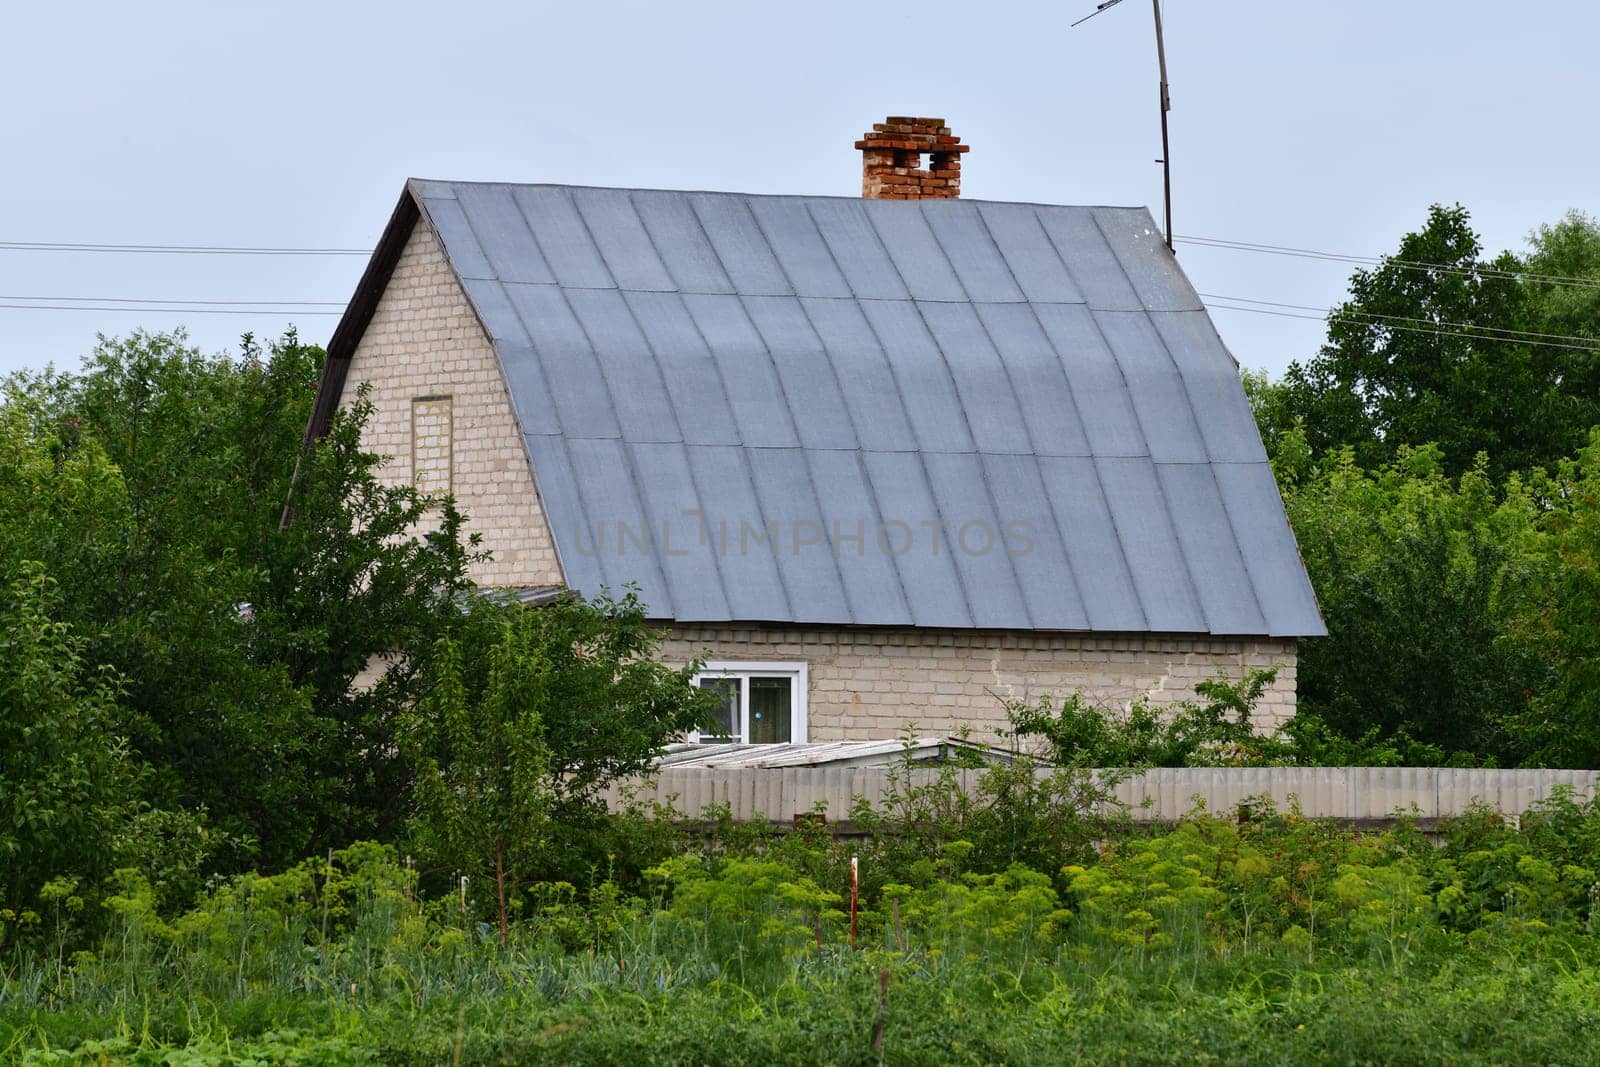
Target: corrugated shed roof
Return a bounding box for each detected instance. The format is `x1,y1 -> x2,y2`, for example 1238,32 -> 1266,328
402,179 -> 1324,637
654,738 -> 1021,769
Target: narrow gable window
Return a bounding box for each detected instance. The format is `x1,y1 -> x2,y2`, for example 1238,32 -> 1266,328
411,396 -> 453,494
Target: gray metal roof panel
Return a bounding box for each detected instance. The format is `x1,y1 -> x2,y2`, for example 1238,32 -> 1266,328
797,297 -> 918,452
682,445 -> 794,621
1036,456 -> 1148,631
1030,303 -> 1147,456
1035,207 -> 1142,310
502,282 -> 620,438
859,450 -> 973,628
916,301 -> 1032,455
746,198 -> 853,298
413,181 -> 1321,636
620,291 -> 742,445
453,185 -> 556,285
979,453 -> 1090,630
690,194 -> 793,296
565,288 -> 682,443
806,198 -> 910,300
1092,208 -> 1204,312
857,300 -> 977,453
973,202 -> 1085,303
921,200 -> 1027,303
863,199 -> 967,301
1095,456 -> 1208,632
743,448 -> 854,623
802,449 -> 913,625
921,451 -> 1031,629
973,303 -> 1092,456
511,186 -> 614,289
523,434 -> 606,600
562,437 -> 673,610
1213,463 -> 1327,636
741,297 -> 859,450
1155,462 -> 1269,635
1149,310 -> 1270,463
680,293 -> 801,448
569,187 -> 677,292
1091,310 -> 1209,462
630,190 -> 736,294
420,196 -> 496,281
628,443 -> 732,620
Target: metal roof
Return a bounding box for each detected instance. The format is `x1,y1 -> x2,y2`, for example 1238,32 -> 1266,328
393,180 -> 1323,637
654,738 -> 1021,769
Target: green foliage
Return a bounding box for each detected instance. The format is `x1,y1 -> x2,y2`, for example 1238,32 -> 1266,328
1278,442 -> 1552,764
0,566 -> 209,947
406,602 -> 556,945
1272,204 -> 1598,478
1513,434 -> 1600,767
1003,666 -> 1391,768
404,590 -> 715,934
1,330 -> 481,869
12,810 -> 1600,1064
844,742 -> 1124,886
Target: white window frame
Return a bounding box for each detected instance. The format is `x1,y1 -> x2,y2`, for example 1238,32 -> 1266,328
689,661 -> 809,744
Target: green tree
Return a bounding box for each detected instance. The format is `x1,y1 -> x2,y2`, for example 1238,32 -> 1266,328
1278,204 -> 1589,477
0,565 -> 209,944
1512,433 -> 1600,767
1281,439 -> 1551,762
2,330 -> 480,869
404,592 -> 715,936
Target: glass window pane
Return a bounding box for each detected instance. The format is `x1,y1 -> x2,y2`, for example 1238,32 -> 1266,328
747,677 -> 792,744
696,677 -> 739,741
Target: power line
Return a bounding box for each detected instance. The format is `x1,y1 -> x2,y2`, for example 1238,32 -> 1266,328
1204,298 -> 1600,355
0,239 -> 371,256
1198,292 -> 1600,348
1178,234 -> 1600,293
0,302 -> 341,316
0,294 -> 343,307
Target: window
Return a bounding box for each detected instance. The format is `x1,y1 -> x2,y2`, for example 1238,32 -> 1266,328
690,661 -> 808,744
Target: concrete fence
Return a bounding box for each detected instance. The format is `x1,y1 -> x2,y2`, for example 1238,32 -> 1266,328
601,766 -> 1600,828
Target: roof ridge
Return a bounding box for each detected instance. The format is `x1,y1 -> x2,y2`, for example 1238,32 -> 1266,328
408,177 -> 1150,213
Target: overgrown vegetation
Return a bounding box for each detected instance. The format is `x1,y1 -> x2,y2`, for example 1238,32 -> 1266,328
10,790 -> 1600,1064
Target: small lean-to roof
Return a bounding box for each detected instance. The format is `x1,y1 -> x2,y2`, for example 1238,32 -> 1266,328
317,179 -> 1324,637
654,738 -> 1023,769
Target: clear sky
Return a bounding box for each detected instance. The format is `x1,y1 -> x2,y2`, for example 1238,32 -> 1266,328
2,0 -> 1594,380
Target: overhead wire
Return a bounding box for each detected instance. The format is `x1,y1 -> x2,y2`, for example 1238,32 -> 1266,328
1203,298 -> 1600,355
0,239 -> 371,256
0,302 -> 341,316
1197,293 -> 1600,348
1176,234 -> 1600,293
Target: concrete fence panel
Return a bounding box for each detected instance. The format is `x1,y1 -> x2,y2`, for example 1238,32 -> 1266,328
601,766 -> 1600,826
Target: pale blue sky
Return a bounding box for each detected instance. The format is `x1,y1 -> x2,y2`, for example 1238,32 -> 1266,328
2,0 -> 1593,379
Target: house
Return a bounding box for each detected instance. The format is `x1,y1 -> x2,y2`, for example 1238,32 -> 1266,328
305,117 -> 1325,745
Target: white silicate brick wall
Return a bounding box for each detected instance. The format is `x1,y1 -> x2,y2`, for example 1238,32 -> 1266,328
657,624 -> 1297,742
338,220 -> 561,589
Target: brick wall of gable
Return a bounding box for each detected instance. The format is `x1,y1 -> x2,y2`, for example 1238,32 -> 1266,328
338,220 -> 562,590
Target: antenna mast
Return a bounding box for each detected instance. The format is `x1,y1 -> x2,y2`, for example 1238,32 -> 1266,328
1072,0 -> 1174,252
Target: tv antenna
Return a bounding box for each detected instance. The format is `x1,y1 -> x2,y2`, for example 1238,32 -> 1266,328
1072,0 -> 1173,252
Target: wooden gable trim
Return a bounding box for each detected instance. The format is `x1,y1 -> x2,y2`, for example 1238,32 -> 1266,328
300,187 -> 421,446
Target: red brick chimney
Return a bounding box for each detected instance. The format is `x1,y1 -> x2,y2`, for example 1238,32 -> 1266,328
856,117 -> 967,200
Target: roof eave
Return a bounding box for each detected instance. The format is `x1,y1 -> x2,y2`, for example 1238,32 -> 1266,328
300,185 -> 422,445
